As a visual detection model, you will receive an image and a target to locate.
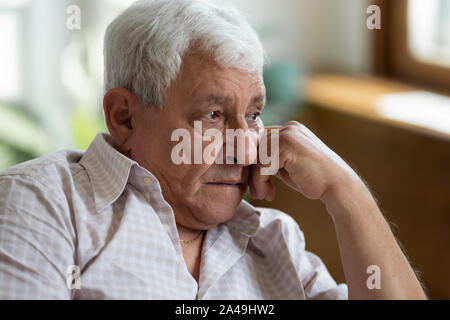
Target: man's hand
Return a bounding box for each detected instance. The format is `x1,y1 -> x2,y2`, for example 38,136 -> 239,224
249,121 -> 427,299
249,121 -> 361,211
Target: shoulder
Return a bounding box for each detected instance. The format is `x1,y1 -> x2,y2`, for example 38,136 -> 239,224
0,149 -> 84,182
252,205 -> 306,252
257,206 -> 304,237
0,149 -> 85,205
257,206 -> 300,229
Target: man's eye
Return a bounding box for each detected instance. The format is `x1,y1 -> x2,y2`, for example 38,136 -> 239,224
248,112 -> 261,121
202,111 -> 221,121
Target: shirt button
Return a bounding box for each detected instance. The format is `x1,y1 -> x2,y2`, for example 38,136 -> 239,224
143,177 -> 153,186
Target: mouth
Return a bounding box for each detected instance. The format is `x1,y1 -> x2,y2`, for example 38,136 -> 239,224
206,180 -> 247,189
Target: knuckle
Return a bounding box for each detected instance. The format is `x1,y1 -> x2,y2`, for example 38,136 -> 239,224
284,120 -> 301,127
283,121 -> 308,132
280,122 -> 300,136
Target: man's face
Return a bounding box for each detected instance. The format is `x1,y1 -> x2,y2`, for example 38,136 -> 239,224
129,53 -> 265,230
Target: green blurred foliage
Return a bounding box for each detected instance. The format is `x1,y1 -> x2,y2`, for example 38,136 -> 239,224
71,106 -> 107,150
0,102 -> 106,170
0,102 -> 52,170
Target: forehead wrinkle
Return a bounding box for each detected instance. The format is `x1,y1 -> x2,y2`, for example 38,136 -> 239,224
181,68 -> 265,109
207,95 -> 230,105
251,95 -> 265,104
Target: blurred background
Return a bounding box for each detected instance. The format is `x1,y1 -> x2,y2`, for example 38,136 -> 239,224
0,0 -> 449,298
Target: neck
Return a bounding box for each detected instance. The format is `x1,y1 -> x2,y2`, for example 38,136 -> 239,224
176,222 -> 202,241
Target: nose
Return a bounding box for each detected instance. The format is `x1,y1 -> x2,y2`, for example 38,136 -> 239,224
223,118 -> 259,166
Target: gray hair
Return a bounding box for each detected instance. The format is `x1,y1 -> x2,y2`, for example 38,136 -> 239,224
103,0 -> 266,107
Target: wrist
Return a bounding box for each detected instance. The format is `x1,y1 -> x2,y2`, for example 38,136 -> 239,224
321,174 -> 376,221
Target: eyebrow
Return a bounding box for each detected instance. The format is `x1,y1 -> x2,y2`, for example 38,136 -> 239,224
205,94 -> 266,106
251,95 -> 266,104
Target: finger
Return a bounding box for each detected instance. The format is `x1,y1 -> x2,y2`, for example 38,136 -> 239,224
248,125 -> 283,201
265,178 -> 275,201
250,127 -> 282,200
250,163 -> 276,201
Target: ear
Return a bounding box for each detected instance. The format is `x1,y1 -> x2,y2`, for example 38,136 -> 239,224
103,88 -> 139,153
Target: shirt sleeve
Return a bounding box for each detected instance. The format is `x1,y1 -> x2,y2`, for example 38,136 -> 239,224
297,249 -> 348,300
0,175 -> 76,299
258,208 -> 348,300
289,217 -> 348,300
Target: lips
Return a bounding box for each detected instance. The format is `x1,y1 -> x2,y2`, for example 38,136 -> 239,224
206,179 -> 246,188
212,180 -> 244,185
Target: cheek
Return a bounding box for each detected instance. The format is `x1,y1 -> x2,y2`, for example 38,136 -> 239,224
166,163 -> 213,196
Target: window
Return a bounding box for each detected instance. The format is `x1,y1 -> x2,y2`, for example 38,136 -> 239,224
0,9 -> 22,102
408,0 -> 450,68
374,0 -> 450,93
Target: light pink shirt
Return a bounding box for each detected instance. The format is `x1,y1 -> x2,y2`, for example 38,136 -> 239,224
0,132 -> 347,299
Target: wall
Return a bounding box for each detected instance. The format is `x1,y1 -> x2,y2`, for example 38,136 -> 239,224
211,0 -> 374,74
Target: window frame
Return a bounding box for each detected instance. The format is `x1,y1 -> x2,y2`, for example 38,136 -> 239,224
374,0 -> 450,94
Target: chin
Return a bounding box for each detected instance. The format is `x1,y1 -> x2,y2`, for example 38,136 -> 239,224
189,194 -> 244,227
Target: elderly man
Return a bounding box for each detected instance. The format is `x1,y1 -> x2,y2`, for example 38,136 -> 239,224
0,0 -> 425,300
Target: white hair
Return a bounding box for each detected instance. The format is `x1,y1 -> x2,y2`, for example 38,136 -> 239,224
103,0 -> 266,107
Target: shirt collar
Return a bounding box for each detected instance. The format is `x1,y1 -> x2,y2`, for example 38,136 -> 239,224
79,132 -> 137,213
223,199 -> 261,237
80,132 -> 261,236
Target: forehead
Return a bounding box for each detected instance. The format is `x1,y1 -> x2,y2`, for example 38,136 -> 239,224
176,53 -> 265,99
